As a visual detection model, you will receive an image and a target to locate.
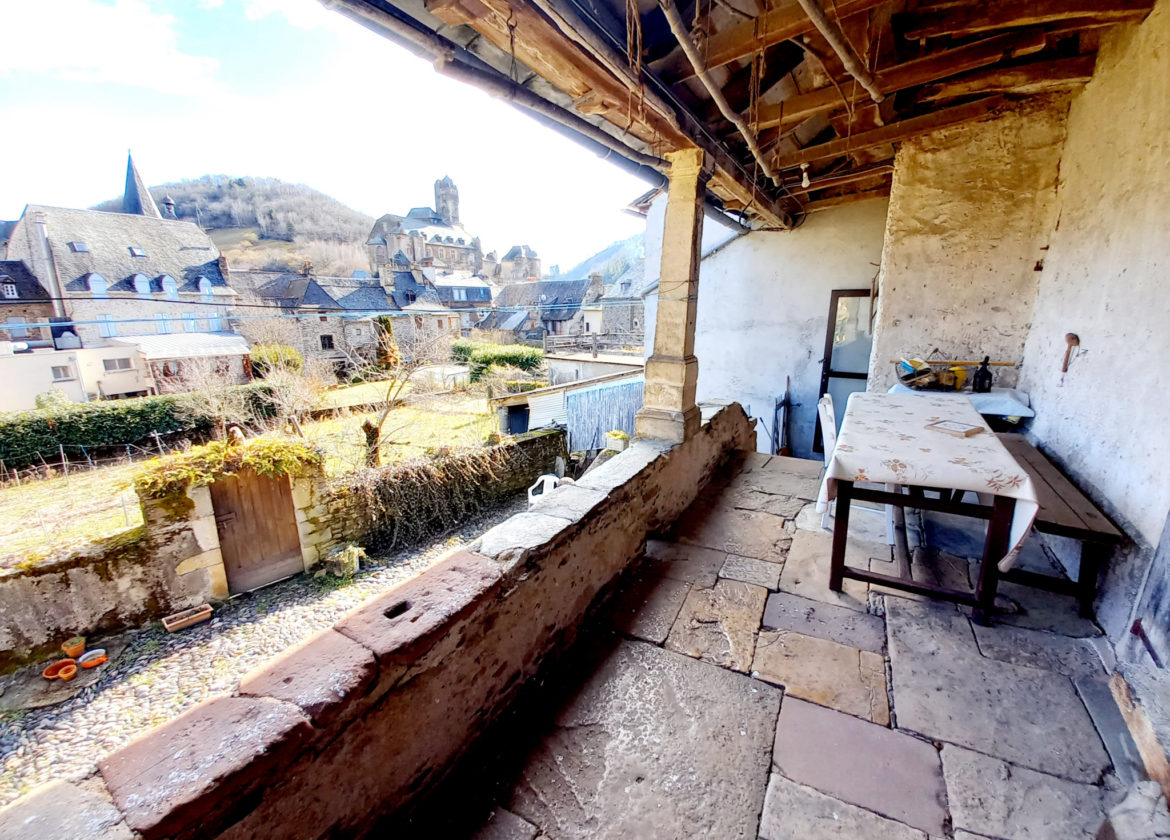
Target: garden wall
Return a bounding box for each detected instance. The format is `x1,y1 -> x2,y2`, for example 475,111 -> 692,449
24,403 -> 755,840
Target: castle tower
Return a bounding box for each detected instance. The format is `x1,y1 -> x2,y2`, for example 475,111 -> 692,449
434,176 -> 459,226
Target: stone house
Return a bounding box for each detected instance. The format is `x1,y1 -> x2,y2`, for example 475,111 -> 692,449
18,2 -> 1170,839
367,177 -> 485,275
0,260 -> 53,344
497,244 -> 542,283
478,274 -> 603,338
5,156 -> 240,351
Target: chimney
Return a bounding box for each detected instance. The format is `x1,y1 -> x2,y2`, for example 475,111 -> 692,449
588,272 -> 604,297
302,260 -> 314,276
32,212 -> 66,318
162,195 -> 177,218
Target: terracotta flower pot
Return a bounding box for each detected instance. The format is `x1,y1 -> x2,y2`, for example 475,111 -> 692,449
79,649 -> 107,669
61,637 -> 86,658
59,664 -> 78,681
42,659 -> 78,680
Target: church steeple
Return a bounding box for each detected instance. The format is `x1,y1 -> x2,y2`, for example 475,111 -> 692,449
122,152 -> 161,218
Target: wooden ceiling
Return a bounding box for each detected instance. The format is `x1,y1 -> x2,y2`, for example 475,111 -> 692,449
348,0 -> 1153,227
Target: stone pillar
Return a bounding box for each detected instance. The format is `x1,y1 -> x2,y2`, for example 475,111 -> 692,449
635,147 -> 709,443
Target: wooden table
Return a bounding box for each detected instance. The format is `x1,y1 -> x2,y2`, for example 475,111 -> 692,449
818,393 -> 1039,623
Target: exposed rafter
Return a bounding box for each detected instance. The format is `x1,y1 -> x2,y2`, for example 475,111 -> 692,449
902,0 -> 1153,39
774,96 -> 1005,169
916,55 -> 1098,102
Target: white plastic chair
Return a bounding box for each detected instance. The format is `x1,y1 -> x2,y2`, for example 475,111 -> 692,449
819,393 -> 895,544
527,474 -> 560,508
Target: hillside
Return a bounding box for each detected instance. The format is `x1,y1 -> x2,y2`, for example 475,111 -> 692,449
92,176 -> 374,275
559,234 -> 642,284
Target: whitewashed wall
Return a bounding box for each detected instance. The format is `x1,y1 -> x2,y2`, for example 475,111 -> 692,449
643,197 -> 889,458
1019,1 -> 1170,646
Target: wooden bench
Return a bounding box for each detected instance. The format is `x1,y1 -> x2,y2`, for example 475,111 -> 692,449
997,433 -> 1124,617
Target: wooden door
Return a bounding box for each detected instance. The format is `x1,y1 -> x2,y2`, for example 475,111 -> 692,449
210,470 -> 304,594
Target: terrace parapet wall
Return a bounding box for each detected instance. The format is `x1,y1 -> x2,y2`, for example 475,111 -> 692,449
6,402 -> 755,840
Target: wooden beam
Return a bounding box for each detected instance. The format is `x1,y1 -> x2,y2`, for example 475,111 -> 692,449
754,30 -> 1047,130
657,0 -> 888,83
803,186 -> 891,212
902,0 -> 1153,39
916,54 -> 1097,102
774,95 -> 1005,169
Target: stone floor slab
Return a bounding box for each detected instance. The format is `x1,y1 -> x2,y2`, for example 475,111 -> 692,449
886,599 -> 1110,783
675,503 -> 790,560
778,530 -> 872,612
762,592 -> 886,654
759,775 -> 927,840
507,641 -> 781,840
972,621 -> 1105,678
753,630 -> 889,724
971,572 -> 1103,638
610,571 -> 691,644
720,554 -> 783,589
665,579 -> 768,672
471,807 -> 538,840
942,744 -> 1107,839
729,459 -> 823,502
1074,673 -> 1147,786
772,697 -> 947,835
0,780 -> 133,840
644,539 -> 726,588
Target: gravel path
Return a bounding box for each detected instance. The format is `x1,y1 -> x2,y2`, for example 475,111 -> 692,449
0,494 -> 527,806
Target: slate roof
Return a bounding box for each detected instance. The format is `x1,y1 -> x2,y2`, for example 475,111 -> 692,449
231,270 -> 398,314
122,154 -> 162,219
503,244 -> 538,261
603,260 -> 645,299
493,278 -> 596,321
0,261 -> 50,305
368,211 -> 480,250
13,205 -> 228,295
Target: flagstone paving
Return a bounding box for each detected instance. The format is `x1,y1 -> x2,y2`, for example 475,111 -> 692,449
464,455 -> 1130,840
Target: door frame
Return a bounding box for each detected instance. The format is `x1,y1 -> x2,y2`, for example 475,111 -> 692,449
814,288 -> 873,453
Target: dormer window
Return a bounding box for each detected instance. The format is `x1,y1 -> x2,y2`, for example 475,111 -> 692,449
68,241 -> 89,253
2,283 -> 16,299
161,275 -> 178,301
87,273 -> 108,298
129,247 -> 146,258
198,276 -> 212,301
132,274 -> 151,297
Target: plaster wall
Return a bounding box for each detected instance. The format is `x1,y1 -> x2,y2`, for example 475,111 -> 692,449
691,200 -> 889,458
0,346 -> 152,410
1018,1 -> 1170,643
867,98 -> 1068,391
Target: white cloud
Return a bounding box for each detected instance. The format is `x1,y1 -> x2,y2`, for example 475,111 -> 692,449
0,0 -> 221,97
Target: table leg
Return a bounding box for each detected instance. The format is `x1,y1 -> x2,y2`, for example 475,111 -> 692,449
973,496 -> 1015,625
829,480 -> 853,591
1078,542 -> 1107,618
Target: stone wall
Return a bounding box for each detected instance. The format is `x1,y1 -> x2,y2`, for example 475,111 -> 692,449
867,97 -> 1068,391
313,430 -> 567,555
0,522 -> 210,674
1018,0 -> 1170,652
37,403 -> 755,840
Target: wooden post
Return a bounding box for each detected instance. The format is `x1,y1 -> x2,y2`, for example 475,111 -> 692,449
635,147 -> 710,443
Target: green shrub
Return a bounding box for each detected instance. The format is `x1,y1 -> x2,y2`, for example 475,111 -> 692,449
467,345 -> 544,382
133,436 -> 322,500
34,389 -> 74,411
250,344 -> 304,378
0,383 -> 278,470
450,338 -> 479,364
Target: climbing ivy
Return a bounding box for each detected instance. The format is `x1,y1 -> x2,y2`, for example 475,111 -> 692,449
133,437 -> 322,501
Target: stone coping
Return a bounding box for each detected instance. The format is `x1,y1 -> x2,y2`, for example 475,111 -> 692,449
3,402 -> 756,840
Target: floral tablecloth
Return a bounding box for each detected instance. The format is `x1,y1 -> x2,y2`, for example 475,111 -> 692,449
816,392 -> 1039,570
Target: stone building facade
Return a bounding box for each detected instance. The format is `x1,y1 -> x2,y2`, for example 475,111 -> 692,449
0,260 -> 53,343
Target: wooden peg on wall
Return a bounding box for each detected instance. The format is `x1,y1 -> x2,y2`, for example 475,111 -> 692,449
1063,333 -> 1080,372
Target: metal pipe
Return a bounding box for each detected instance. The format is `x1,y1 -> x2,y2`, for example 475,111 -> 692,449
793,0 -> 883,103
657,0 -> 781,187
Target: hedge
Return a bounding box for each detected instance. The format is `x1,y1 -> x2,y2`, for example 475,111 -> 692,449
0,383 -> 277,470
467,345 -> 544,382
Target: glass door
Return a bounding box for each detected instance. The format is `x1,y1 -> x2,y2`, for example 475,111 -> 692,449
814,289 -> 873,453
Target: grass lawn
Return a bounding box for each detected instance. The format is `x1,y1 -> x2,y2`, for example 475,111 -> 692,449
0,461 -> 144,569
0,393 -> 496,566
315,380 -> 409,410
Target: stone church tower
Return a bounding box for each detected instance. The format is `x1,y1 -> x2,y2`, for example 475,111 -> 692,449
435,176 -> 459,226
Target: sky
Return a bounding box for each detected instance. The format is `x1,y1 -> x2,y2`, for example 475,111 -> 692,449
0,0 -> 650,271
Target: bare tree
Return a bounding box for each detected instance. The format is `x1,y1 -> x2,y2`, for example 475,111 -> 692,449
174,356 -> 259,439
263,357 -> 332,438
354,319 -> 454,467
